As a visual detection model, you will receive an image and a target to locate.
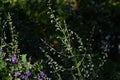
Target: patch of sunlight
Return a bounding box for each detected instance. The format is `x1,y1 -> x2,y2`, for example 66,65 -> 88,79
112,2 -> 120,6
109,0 -> 120,6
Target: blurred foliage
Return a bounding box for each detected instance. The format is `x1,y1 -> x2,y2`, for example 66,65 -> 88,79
1,0 -> 119,33
0,0 -> 120,79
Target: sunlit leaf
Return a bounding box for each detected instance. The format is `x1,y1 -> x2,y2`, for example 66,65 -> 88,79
21,54 -> 27,63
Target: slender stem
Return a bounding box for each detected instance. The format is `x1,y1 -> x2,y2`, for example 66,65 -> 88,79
62,21 -> 83,79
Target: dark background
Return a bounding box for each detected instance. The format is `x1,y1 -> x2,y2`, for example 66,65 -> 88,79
0,0 -> 120,79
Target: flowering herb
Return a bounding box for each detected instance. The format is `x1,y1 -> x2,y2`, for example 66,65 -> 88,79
0,48 -> 2,53
39,71 -> 45,79
19,75 -> 25,80
13,71 -> 21,76
24,71 -> 31,77
11,55 -> 18,63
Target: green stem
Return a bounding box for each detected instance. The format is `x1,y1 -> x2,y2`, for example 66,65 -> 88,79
61,21 -> 83,79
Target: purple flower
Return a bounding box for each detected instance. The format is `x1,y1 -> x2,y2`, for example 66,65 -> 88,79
21,71 -> 31,80
39,71 -> 45,79
13,71 -> 21,76
24,71 -> 31,76
11,55 -> 18,63
0,48 -> 2,53
19,75 -> 25,79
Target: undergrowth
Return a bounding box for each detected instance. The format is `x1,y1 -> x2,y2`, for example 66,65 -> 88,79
0,1 -> 108,80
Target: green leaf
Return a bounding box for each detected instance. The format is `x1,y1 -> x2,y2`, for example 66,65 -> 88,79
16,78 -> 21,80
21,54 -> 27,63
25,63 -> 31,70
8,76 -> 13,80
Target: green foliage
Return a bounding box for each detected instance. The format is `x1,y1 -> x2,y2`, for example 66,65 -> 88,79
21,54 -> 27,63
36,1 -> 108,80
0,52 -> 6,70
0,13 -> 50,80
0,0 -> 120,80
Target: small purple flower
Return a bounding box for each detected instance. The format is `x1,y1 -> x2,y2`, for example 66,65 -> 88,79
21,71 -> 31,80
13,71 -> 21,76
39,71 -> 45,79
11,55 -> 18,63
0,48 -> 2,53
24,71 -> 31,76
19,75 -> 25,79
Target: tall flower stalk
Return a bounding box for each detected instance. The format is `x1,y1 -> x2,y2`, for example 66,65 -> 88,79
41,0 -> 109,80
